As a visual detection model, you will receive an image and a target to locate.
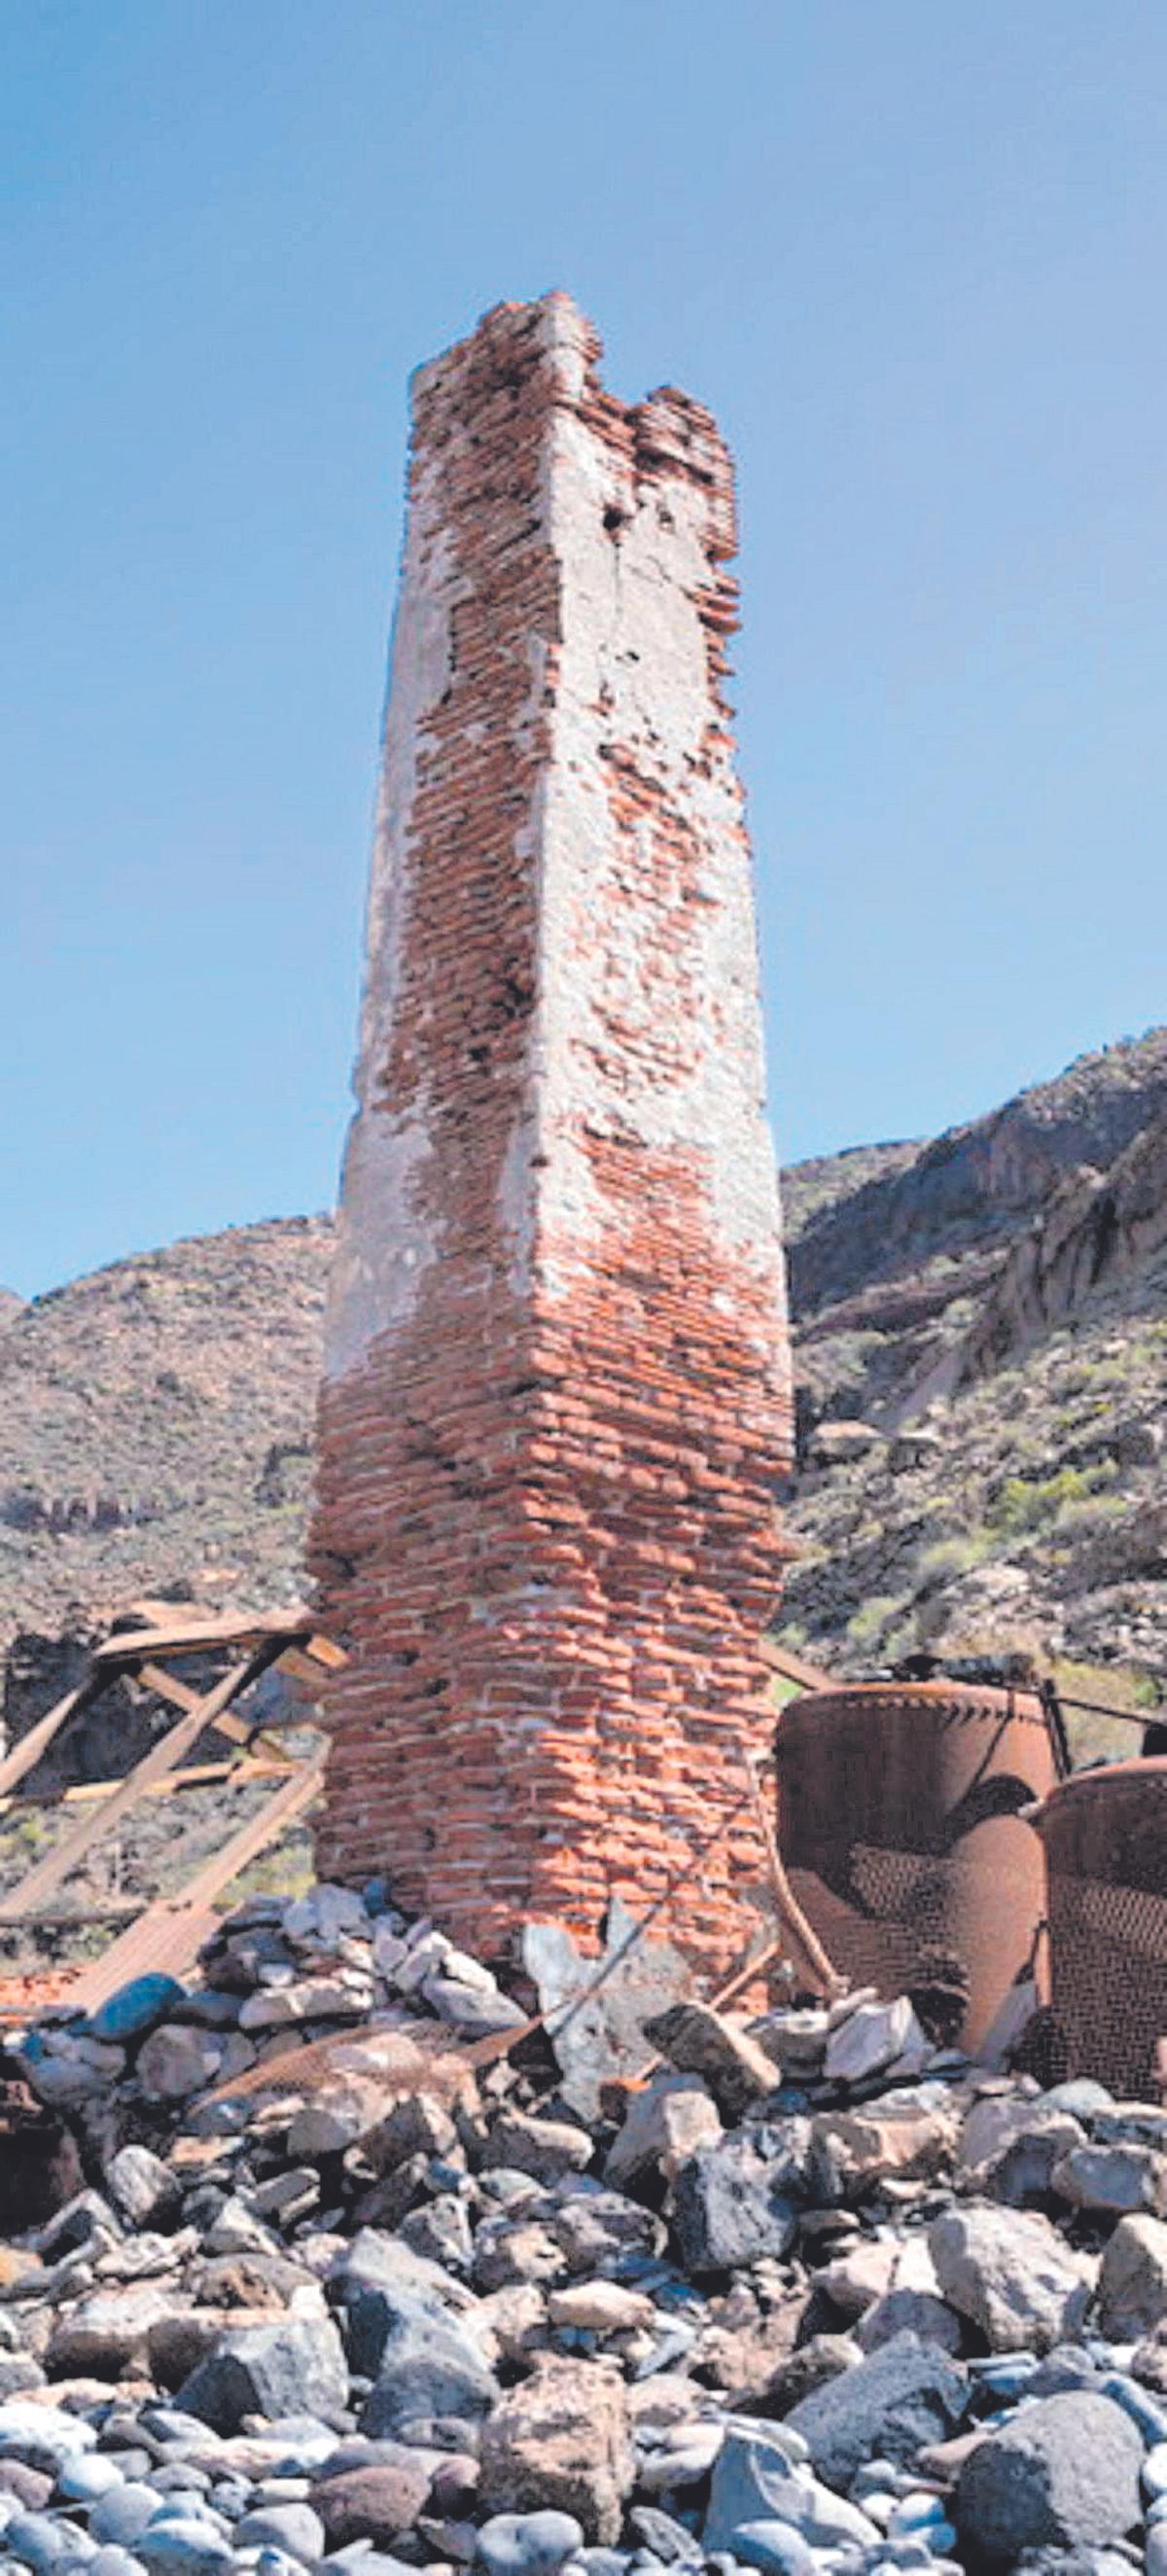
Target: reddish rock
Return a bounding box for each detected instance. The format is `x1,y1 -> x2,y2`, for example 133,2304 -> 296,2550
311,2457 -> 435,2547
477,2354 -> 635,2545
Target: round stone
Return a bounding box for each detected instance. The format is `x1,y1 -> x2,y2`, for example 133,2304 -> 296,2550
89,2491 -> 166,2550
477,2511 -> 588,2576
135,2521 -> 233,2573
8,2513 -> 95,2570
728,2523 -> 816,2576
58,2461 -> 125,2506
889,2496 -> 948,2533
232,2508 -> 324,2566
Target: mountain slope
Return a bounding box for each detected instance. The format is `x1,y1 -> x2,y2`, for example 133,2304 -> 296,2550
1,1031 -> 1164,1719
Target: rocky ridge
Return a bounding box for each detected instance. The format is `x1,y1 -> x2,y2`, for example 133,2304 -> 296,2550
0,1878 -> 1163,2576
780,1033 -> 1166,1686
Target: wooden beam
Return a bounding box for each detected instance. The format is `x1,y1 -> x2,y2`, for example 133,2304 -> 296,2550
760,1636 -> 837,1695
137,1661 -> 249,1744
62,1757 -> 326,2008
301,1632 -> 347,1671
275,1647 -> 337,1690
91,1607 -> 314,1670
135,1661 -> 295,1763
0,1753 -> 291,1819
0,1645 -> 280,1925
0,1676 -> 107,1802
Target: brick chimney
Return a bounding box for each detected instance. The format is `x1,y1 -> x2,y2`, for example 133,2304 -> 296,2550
308,294 -> 794,1978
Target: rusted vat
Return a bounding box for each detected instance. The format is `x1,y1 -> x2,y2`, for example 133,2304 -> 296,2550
1035,1758 -> 1167,2096
774,1680 -> 1054,2050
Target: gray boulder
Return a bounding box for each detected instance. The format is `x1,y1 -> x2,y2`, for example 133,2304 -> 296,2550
929,2202 -> 1094,2352
703,2433 -> 879,2556
483,2112 -> 592,2185
954,2392 -> 1143,2559
669,2138 -> 797,2274
642,2003 -> 781,2122
782,2330 -> 966,2491
1098,2213 -> 1167,2338
605,2077 -> 722,2191
106,2147 -> 182,2232
232,2505 -> 325,2563
1053,2141 -> 1167,2217
176,2317 -> 348,2433
856,2285 -> 964,2355
357,2308 -> 497,2437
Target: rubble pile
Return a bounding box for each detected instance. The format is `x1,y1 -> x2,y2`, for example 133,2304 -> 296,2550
0,1886 -> 1163,2576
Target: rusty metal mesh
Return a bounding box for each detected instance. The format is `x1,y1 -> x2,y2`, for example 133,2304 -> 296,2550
1046,1871 -> 1167,2098
787,1840 -> 1039,2007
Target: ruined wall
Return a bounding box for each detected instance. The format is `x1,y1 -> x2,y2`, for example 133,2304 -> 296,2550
308,293 -> 794,1977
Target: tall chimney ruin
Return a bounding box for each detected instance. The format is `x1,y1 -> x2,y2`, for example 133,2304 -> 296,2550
308,294 -> 794,1978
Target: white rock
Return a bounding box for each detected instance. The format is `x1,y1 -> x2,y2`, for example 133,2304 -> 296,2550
136,2024 -> 223,2102
606,2075 -> 722,2189
548,2282 -> 656,2334
929,2202 -> 1094,2351
282,1885 -> 369,1946
824,1996 -> 928,2086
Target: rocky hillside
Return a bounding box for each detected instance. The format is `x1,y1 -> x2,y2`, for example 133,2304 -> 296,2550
0,1217 -> 334,1666
780,1028 -> 1166,1689
1,1030 -> 1164,1735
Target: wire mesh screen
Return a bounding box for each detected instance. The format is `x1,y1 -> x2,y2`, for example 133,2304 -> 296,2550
787,1840 -> 1041,2011
1038,1764 -> 1167,2100
1046,1869 -> 1167,2097
775,1684 -> 1054,2049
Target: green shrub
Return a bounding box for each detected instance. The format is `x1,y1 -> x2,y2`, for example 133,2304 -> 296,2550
917,1532 -> 995,1584
846,1594 -> 903,1653
988,1461 -> 1117,1538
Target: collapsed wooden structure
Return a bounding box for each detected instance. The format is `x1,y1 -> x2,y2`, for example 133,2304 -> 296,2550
0,1605 -> 344,2018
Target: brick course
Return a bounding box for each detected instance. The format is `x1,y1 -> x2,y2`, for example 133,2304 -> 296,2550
308,293 -> 794,1977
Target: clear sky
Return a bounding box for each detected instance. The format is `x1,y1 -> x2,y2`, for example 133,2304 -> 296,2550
4,2 -> 1165,1300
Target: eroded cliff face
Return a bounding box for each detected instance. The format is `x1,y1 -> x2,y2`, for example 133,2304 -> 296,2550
780,1040 -> 1166,1688
958,1113 -> 1167,1384
790,1026 -> 1167,1323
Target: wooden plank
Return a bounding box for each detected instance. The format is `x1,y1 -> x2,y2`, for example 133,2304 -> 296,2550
91,1608 -> 313,1669
137,1661 -> 296,1767
0,1676 -> 106,1802
63,1758 -> 326,2009
0,1649 -> 276,1925
137,1662 -> 248,1744
276,1647 -> 339,1690
136,1661 -> 279,1754
0,1753 -> 291,1820
118,1601 -> 343,1672
760,1637 -> 837,1695
301,1632 -> 347,1671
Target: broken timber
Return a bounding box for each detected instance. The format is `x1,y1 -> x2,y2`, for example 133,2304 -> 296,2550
0,1606 -> 342,2012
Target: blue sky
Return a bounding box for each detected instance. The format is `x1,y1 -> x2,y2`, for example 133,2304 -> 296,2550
4,1 -> 1165,1299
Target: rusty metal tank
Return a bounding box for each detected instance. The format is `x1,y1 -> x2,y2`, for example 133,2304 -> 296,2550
774,1681 -> 1055,2050
1034,1758 -> 1167,2096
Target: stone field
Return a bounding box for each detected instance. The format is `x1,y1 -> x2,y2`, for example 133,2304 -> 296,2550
0,1878 -> 1162,2576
